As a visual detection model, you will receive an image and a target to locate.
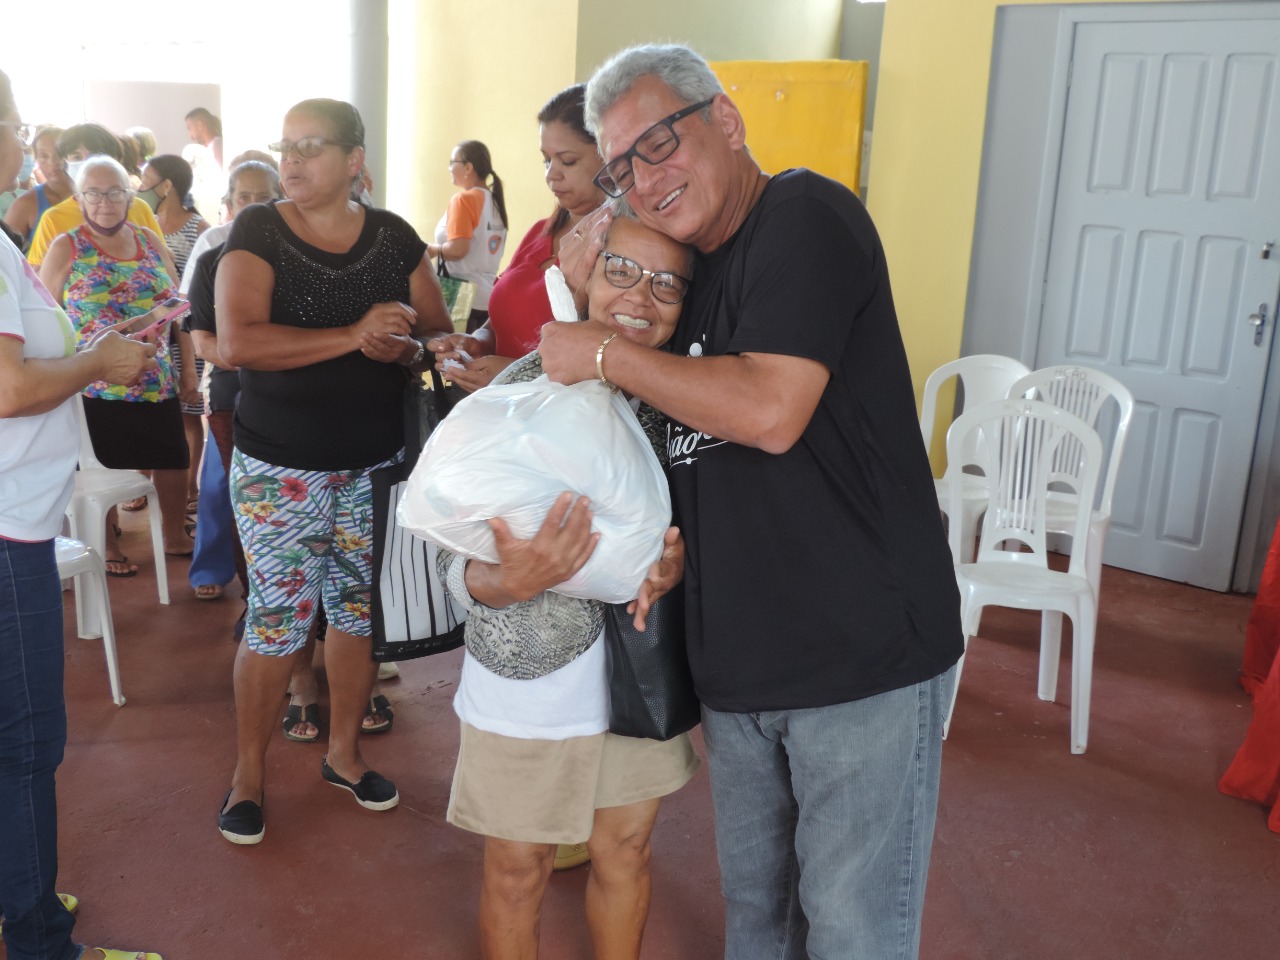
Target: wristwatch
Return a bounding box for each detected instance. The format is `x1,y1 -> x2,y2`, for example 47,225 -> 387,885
407,340 -> 425,366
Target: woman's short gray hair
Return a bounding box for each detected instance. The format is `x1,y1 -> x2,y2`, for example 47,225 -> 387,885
584,44 -> 723,139
74,155 -> 131,193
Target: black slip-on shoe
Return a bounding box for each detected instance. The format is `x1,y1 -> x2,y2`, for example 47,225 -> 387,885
218,788 -> 264,845
320,757 -> 399,811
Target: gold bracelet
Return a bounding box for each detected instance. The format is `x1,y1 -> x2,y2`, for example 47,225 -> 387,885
596,332 -> 620,393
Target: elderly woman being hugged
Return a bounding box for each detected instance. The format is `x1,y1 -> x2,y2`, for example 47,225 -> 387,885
437,212 -> 700,960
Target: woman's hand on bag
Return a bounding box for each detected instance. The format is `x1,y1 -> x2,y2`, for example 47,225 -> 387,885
628,526 -> 684,630
539,318 -> 612,385
484,492 -> 599,604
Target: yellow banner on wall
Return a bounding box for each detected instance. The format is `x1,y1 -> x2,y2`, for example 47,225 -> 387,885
709,60 -> 868,196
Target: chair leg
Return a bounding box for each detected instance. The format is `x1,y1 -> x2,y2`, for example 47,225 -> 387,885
148,502 -> 170,605
1069,600 -> 1097,755
943,642 -> 968,740
1038,611 -> 1064,702
75,503 -> 107,638
91,567 -> 126,707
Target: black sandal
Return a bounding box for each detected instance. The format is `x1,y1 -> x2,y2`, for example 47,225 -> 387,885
362,694 -> 394,734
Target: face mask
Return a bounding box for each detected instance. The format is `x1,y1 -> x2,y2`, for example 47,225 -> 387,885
65,159 -> 86,182
137,187 -> 162,212
18,154 -> 35,182
82,207 -> 129,236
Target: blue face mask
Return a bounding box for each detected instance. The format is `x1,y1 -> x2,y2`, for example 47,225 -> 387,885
18,154 -> 35,182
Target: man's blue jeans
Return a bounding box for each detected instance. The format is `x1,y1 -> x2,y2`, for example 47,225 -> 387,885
701,666 -> 954,960
0,539 -> 78,960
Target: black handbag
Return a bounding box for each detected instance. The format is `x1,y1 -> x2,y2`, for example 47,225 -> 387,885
603,584 -> 701,740
371,367 -> 466,662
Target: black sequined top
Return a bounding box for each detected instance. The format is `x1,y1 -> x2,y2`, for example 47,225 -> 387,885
224,201 -> 427,470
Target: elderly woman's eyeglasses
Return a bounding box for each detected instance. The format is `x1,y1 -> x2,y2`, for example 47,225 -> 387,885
598,252 -> 690,305
0,121 -> 34,145
268,137 -> 356,159
592,98 -> 714,199
81,187 -> 130,205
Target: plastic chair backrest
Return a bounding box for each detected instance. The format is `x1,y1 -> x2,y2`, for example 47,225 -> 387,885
920,354 -> 1033,461
946,399 -> 1102,579
73,395 -> 106,471
1007,365 -> 1134,516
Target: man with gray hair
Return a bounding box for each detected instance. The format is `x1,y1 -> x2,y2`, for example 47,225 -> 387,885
540,43 -> 963,960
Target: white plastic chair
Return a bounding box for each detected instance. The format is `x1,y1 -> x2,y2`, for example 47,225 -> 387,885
55,537 -> 125,705
1006,365 -> 1134,602
943,399 -> 1102,754
65,397 -> 170,635
919,355 -> 1032,563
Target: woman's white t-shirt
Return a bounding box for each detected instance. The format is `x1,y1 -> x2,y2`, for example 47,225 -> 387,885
434,187 -> 506,310
0,236 -> 79,541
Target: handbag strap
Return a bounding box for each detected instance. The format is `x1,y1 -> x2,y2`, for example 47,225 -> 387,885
403,366 -> 452,461
437,254 -> 450,279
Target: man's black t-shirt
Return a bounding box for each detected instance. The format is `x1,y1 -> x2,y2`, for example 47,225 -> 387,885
667,169 -> 963,713
222,202 -> 426,471
184,243 -> 239,413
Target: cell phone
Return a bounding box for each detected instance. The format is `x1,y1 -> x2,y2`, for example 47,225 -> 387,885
131,297 -> 190,340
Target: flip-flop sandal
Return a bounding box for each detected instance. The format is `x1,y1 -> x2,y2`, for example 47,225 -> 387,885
184,518 -> 197,539
185,497 -> 200,515
282,702 -> 321,742
0,893 -> 78,933
194,584 -> 223,601
362,694 -> 394,734
84,949 -> 163,959
105,556 -> 138,578
120,496 -> 147,512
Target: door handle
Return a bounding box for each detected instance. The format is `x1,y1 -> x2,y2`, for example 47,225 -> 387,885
1249,303 -> 1269,346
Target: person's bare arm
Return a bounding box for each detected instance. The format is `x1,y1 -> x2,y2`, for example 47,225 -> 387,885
36,235 -> 74,306
0,331 -> 156,418
1,190 -> 36,238
539,319 -> 830,455
217,249 -> 413,370
190,328 -> 235,369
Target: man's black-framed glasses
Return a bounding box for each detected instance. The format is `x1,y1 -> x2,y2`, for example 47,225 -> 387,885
593,98 -> 715,198
598,251 -> 690,304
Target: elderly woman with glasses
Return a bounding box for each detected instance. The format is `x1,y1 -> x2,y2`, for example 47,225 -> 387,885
38,155 -> 196,572
212,98 -> 452,846
435,210 -> 700,960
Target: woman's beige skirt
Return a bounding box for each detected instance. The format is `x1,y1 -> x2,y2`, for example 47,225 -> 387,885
447,722 -> 700,845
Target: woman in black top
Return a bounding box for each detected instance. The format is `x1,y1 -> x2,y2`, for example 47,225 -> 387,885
214,98 -> 451,845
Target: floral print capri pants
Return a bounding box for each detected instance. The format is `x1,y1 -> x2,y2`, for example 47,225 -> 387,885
231,448 -> 396,656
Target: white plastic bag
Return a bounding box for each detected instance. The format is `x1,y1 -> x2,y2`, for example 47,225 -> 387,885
397,374 -> 671,603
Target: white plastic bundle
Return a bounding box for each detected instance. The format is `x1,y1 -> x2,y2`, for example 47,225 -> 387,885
397,376 -> 670,602
396,266 -> 670,603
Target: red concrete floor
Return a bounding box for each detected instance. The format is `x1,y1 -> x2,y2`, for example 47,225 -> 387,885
36,508 -> 1276,960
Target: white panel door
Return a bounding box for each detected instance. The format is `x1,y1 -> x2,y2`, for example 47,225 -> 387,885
1038,18 -> 1280,590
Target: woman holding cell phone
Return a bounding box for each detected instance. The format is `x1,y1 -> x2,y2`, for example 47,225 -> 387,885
39,155 -> 196,573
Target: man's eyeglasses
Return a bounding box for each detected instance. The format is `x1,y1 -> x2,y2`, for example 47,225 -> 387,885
0,121 -> 34,145
81,187 -> 130,205
598,251 -> 690,305
593,98 -> 714,198
268,137 -> 356,159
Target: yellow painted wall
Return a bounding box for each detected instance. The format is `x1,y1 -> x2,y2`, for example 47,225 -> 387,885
388,0 -> 846,265
386,0 -> 580,255
870,0 -> 1176,406
574,0 -> 844,78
